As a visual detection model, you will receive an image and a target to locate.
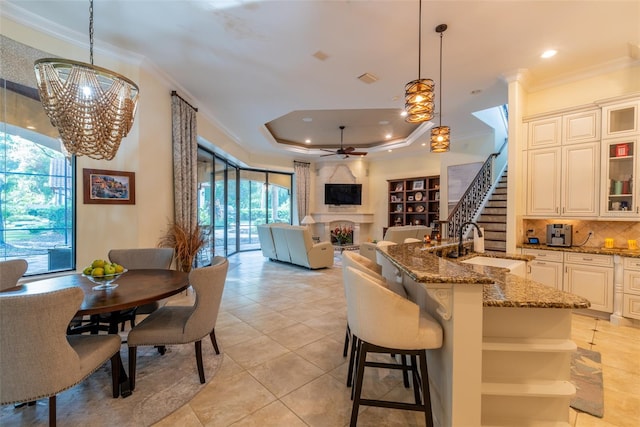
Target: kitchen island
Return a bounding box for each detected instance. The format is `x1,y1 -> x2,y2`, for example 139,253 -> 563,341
377,242 -> 590,427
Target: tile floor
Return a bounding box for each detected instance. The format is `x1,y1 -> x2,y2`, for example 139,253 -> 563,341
151,250 -> 640,427
7,250 -> 637,426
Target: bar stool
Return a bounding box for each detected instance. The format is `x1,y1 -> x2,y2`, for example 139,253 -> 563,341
343,266 -> 443,427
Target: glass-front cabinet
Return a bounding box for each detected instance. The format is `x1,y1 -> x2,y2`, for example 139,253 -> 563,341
602,100 -> 639,139
601,137 -> 638,216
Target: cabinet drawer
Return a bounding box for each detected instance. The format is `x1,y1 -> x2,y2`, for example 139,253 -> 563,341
623,257 -> 640,271
624,270 -> 640,295
522,249 -> 564,263
622,294 -> 640,320
564,252 -> 613,267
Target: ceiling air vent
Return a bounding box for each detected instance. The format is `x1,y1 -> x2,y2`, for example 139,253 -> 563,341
357,73 -> 378,84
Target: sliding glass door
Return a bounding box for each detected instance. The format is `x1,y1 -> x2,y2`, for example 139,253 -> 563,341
197,147 -> 292,260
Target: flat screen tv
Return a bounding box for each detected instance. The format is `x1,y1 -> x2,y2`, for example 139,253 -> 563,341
324,183 -> 362,205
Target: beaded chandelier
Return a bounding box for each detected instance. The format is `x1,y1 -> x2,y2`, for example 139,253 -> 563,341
34,0 -> 139,160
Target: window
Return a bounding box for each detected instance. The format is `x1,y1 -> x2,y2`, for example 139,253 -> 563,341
196,147 -> 291,260
1,80 -> 75,275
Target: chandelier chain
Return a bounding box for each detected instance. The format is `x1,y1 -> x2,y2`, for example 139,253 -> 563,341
89,0 -> 94,65
438,29 -> 443,126
417,0 -> 422,79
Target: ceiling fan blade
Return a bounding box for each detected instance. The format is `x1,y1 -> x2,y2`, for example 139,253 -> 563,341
320,149 -> 335,153
320,152 -> 337,157
349,151 -> 368,156
344,147 -> 356,152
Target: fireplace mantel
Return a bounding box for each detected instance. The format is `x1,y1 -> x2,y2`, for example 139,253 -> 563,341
310,212 -> 374,224
310,212 -> 374,244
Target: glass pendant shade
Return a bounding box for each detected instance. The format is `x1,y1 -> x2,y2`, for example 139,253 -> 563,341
404,78 -> 435,123
430,125 -> 450,152
34,58 -> 139,160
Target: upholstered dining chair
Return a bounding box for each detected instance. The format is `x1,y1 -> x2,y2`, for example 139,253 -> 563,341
127,256 -> 229,391
0,286 -> 122,427
97,248 -> 175,332
343,266 -> 443,427
0,258 -> 28,290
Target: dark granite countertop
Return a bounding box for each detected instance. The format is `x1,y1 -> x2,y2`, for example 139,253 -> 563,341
379,242 -> 591,309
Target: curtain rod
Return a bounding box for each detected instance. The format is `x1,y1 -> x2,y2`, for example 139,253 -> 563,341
171,91 -> 198,112
294,161 -> 311,165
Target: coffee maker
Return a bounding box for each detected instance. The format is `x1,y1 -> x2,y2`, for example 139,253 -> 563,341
546,224 -> 572,247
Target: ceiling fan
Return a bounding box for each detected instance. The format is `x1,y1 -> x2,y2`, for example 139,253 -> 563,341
320,125 -> 367,158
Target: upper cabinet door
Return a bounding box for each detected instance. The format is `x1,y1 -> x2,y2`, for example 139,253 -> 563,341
562,142 -> 599,216
527,117 -> 562,149
602,100 -> 639,139
563,109 -> 600,145
527,148 -> 561,216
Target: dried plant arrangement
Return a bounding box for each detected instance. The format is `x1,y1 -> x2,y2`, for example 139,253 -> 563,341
158,222 -> 205,272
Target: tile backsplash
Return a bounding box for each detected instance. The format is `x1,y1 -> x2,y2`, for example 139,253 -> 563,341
523,219 -> 640,249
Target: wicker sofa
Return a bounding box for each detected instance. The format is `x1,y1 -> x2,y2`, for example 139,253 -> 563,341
257,224 -> 334,269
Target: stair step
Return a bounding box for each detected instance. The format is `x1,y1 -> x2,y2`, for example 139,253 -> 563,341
477,223 -> 507,232
484,240 -> 507,252
479,215 -> 506,223
490,194 -> 508,201
486,201 -> 507,208
484,231 -> 506,240
483,207 -> 506,215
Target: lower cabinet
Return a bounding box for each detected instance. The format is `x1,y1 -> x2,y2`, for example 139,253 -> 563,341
623,257 -> 640,320
563,252 -> 614,313
523,248 -> 563,290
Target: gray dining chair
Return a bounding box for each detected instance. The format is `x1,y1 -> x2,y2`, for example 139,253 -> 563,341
96,248 -> 174,332
0,286 -> 122,427
127,256 -> 228,390
0,259 -> 28,290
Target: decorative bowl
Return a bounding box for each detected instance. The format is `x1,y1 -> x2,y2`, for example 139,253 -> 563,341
82,269 -> 128,291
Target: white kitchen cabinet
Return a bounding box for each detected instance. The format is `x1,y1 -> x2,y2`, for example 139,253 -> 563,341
600,136 -> 639,217
601,98 -> 640,139
562,142 -> 599,216
522,248 -> 563,289
563,109 -> 601,144
526,142 -> 599,217
527,116 -> 562,149
622,257 -> 640,320
526,148 -> 560,216
564,253 -> 614,313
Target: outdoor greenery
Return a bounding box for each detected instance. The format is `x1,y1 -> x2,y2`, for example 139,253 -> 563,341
0,132 -> 72,262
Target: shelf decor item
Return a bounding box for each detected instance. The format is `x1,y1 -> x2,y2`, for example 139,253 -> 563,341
413,180 -> 424,190
616,143 -> 630,157
395,183 -> 403,191
415,191 -> 423,201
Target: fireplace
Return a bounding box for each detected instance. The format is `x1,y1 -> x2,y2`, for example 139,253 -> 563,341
309,213 -> 374,244
329,222 -> 354,245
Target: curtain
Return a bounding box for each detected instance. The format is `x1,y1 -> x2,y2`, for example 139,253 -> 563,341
293,161 -> 310,224
170,92 -> 198,269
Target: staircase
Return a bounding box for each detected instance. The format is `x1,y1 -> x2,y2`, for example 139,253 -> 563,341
477,169 -> 508,252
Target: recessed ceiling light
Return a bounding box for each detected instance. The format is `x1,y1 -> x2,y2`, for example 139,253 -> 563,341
388,149 -> 393,153
421,143 -> 426,146
305,139 -> 311,144
400,111 -> 408,117
541,49 -> 557,59
385,133 -> 392,139
379,120 -> 390,125
302,117 -> 312,122
26,125 -> 36,130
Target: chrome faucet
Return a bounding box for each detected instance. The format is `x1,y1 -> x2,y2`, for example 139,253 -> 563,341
457,221 -> 483,257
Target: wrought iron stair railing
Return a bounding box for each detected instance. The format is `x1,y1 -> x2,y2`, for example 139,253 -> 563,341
444,140 -> 507,239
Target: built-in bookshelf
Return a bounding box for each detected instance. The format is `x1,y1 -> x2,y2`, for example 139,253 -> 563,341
388,175 -> 440,233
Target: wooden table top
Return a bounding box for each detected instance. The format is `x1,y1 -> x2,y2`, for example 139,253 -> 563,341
1,269 -> 190,315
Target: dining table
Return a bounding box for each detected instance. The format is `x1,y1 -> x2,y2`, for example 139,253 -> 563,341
1,269 -> 190,397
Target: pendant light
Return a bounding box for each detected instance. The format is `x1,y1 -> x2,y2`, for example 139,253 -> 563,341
34,0 -> 139,160
404,0 -> 434,123
430,24 -> 450,153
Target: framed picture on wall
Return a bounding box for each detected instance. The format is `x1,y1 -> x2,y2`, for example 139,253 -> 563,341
83,168 -> 136,205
